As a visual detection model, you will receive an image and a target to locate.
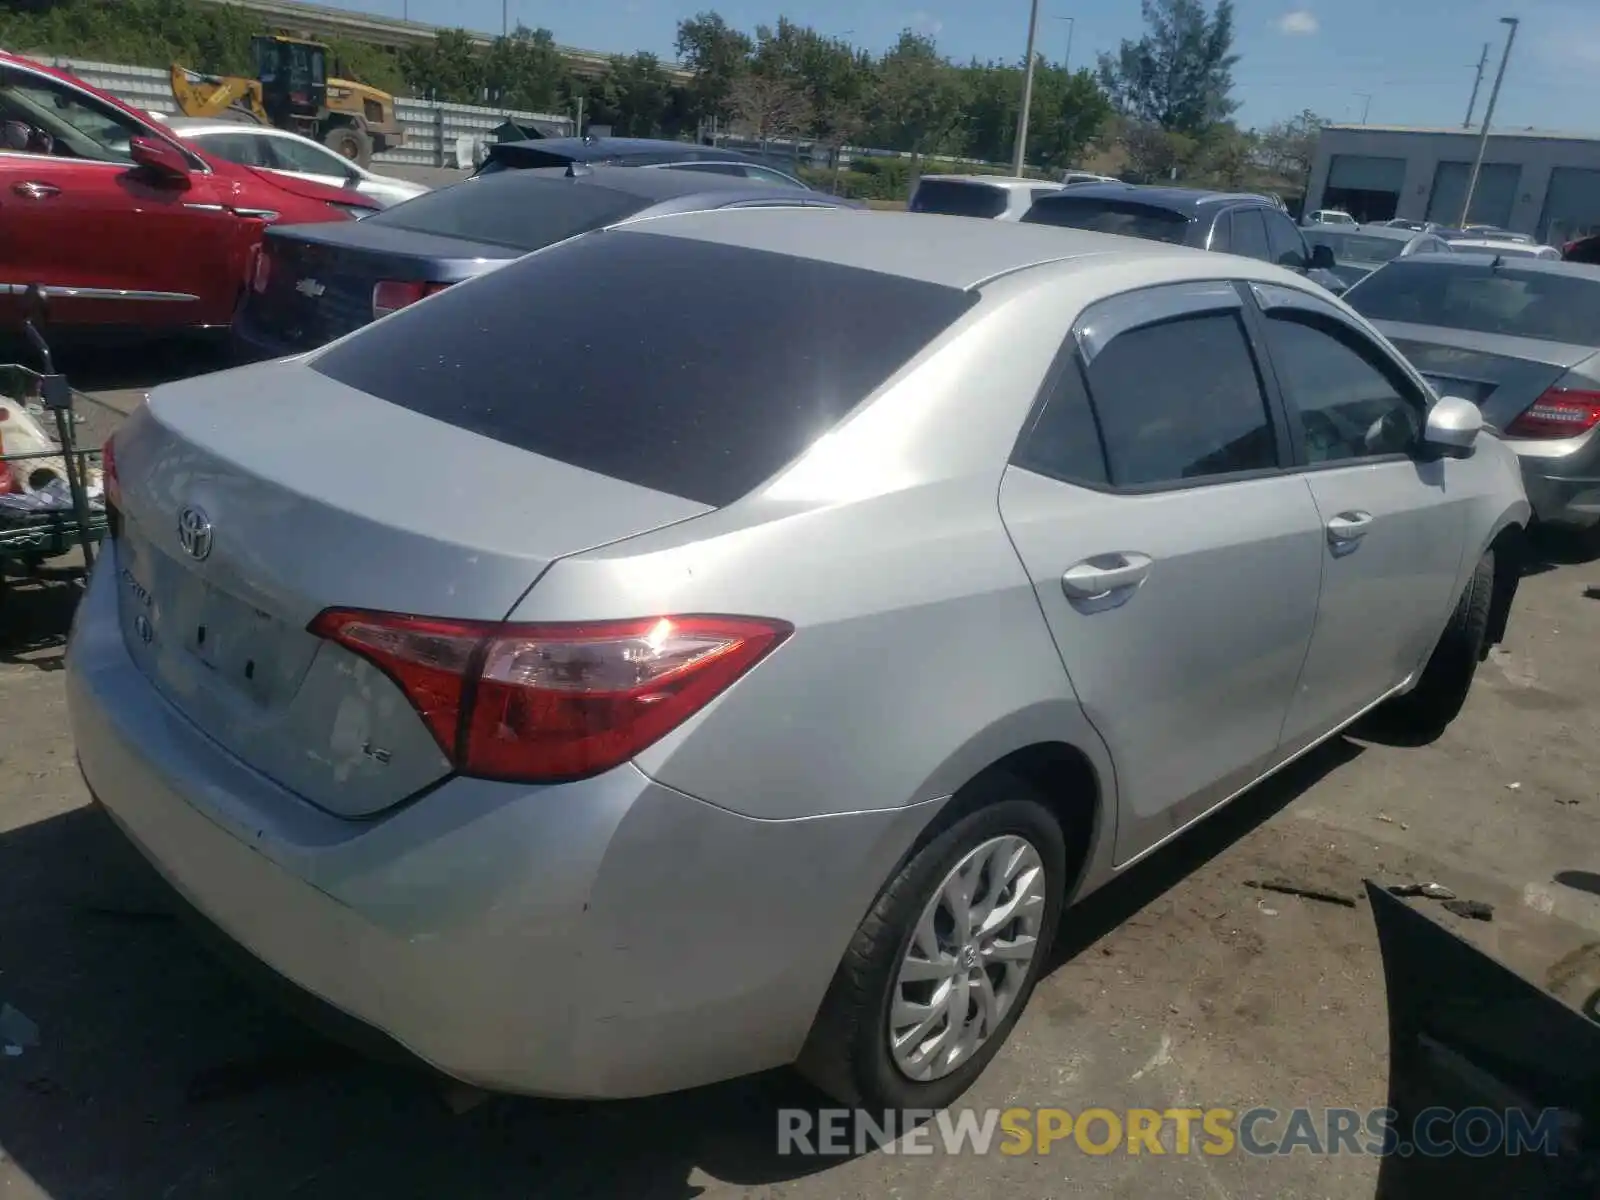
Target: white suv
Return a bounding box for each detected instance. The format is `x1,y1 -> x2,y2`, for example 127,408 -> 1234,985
908,174 -> 1066,221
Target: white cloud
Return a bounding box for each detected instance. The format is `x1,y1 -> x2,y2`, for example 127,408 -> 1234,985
1275,10 -> 1319,35
911,10 -> 944,36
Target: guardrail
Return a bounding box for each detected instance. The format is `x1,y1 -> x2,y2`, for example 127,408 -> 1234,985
50,57 -> 572,168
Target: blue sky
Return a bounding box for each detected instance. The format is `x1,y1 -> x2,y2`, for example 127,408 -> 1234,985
337,0 -> 1600,133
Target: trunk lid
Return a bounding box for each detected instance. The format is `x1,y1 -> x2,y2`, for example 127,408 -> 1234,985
241,164 -> 379,209
248,224 -> 513,352
108,359 -> 710,818
1374,320 -> 1600,429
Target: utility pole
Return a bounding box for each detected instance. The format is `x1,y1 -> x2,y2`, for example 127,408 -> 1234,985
1052,15 -> 1075,72
1355,92 -> 1373,123
502,0 -> 509,36
1012,0 -> 1042,176
1460,16 -> 1520,228
1463,42 -> 1488,127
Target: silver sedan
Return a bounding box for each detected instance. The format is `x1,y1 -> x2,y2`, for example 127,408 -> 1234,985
69,209 -> 1530,1111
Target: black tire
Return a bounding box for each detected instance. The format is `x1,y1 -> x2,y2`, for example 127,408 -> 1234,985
797,777 -> 1066,1111
1366,549 -> 1495,743
323,124 -> 372,167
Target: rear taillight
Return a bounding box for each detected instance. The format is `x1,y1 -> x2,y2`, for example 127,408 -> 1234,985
251,245 -> 272,294
308,610 -> 792,782
371,280 -> 449,320
1504,388 -> 1600,439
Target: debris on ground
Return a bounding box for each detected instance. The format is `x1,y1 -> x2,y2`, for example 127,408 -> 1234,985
1244,878 -> 1359,908
1506,781 -> 1522,791
1389,882 -> 1456,900
1441,899 -> 1494,922
1377,813 -> 1394,823
0,1003 -> 40,1056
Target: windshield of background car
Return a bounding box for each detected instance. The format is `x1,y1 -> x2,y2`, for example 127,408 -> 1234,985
1306,231 -> 1407,265
312,229 -> 981,507
1347,261 -> 1600,345
908,180 -> 1009,219
1021,197 -> 1192,244
357,175 -> 650,251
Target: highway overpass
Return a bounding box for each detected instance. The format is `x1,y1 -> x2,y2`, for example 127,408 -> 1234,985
194,0 -> 691,81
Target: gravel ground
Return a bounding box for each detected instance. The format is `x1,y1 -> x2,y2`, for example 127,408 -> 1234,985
1,349 -> 1598,1199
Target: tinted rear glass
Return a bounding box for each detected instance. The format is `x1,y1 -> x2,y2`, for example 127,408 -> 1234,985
1348,261 -> 1600,344
1305,231 -> 1408,264
909,180 -> 1008,219
358,176 -> 648,251
1022,198 -> 1191,244
311,230 -> 980,506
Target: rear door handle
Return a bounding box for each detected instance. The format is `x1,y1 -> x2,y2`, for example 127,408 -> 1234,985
1326,511 -> 1374,545
1061,553 -> 1154,600
11,181 -> 59,199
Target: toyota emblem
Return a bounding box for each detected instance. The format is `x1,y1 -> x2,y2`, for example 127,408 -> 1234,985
177,506 -> 213,561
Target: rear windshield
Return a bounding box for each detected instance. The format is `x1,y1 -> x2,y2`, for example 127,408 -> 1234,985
1021,197 -> 1191,244
1347,261 -> 1600,345
1305,231 -> 1408,264
359,176 -> 648,251
909,180 -> 1008,220
311,230 -> 980,506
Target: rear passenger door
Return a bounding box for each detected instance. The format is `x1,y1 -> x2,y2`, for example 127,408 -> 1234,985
998,281 -> 1327,864
1247,283 -> 1472,748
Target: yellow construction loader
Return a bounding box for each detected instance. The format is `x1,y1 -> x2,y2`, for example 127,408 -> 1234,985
170,34 -> 404,166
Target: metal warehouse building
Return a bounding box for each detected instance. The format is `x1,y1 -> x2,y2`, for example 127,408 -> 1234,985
1304,123 -> 1600,244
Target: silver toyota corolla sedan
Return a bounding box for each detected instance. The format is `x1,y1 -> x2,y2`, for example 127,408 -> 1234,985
69,208 -> 1530,1112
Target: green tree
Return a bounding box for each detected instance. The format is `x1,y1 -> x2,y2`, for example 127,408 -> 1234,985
401,27 -> 482,103
586,52 -> 676,136
869,30 -> 966,160
727,72 -> 812,146
482,26 -> 567,111
675,11 -> 752,127
1256,108 -> 1325,184
1097,0 -> 1239,135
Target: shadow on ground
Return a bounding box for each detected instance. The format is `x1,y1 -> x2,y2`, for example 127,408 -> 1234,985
1522,523 -> 1600,575
0,335 -> 233,397
0,733 -> 1362,1200
0,572 -> 80,670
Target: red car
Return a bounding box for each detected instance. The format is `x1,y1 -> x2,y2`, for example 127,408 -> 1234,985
0,51 -> 379,339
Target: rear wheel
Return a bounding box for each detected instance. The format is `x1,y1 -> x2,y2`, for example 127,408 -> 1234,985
1366,549 -> 1494,743
798,779 -> 1065,1110
324,124 -> 371,167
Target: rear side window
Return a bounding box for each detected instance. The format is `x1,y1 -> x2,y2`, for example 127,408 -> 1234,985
909,180 -> 1008,219
311,230 -> 980,506
1082,313 -> 1277,487
1347,261 -> 1600,345
1228,209 -> 1271,261
358,176 -> 648,251
1013,358 -> 1109,486
1022,198 -> 1191,245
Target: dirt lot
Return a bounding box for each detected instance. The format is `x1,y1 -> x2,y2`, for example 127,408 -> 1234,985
2,354 -> 1598,1199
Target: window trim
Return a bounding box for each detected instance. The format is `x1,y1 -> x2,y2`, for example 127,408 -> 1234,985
1,61 -> 211,174
1242,283 -> 1431,472
1021,280 -> 1296,496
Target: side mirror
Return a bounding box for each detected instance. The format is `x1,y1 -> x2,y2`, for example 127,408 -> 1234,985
1423,395 -> 1483,458
1310,243 -> 1337,270
344,166 -> 363,188
129,135 -> 192,188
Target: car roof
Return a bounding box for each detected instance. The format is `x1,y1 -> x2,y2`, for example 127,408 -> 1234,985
613,205 -> 1241,290
459,163 -> 844,206
1027,182 -> 1275,213
917,174 -> 1064,192
1389,251 -> 1598,276
1305,224 -> 1422,242
490,136 -> 755,164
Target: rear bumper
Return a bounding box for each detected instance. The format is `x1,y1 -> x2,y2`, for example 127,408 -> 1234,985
1513,447 -> 1600,528
66,544 -> 927,1098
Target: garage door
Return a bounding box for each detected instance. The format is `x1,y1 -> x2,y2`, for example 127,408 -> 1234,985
1327,155 -> 1407,193
1427,161 -> 1521,228
1538,168 -> 1600,244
